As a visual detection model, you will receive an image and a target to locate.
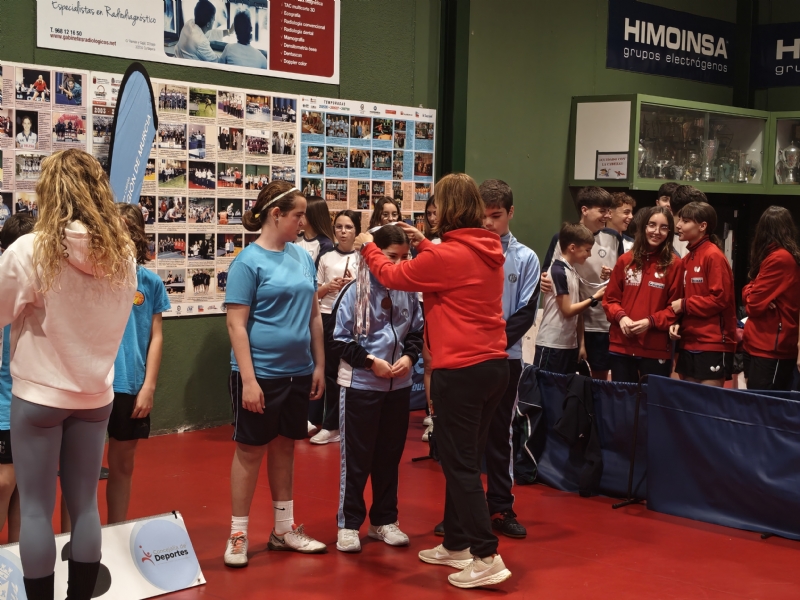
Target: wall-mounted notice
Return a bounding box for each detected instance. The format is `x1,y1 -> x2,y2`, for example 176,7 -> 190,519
36,0 -> 340,85
299,97 -> 436,232
0,60 -> 90,231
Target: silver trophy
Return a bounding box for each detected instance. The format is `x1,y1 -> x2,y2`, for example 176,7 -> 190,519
700,139 -> 718,181
779,142 -> 800,184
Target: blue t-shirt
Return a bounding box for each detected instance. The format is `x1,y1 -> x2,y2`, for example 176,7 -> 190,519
225,242 -> 317,379
0,325 -> 11,430
113,267 -> 171,395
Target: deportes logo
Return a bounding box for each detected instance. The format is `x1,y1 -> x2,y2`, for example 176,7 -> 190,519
131,518 -> 201,592
508,274 -> 518,283
133,290 -> 145,306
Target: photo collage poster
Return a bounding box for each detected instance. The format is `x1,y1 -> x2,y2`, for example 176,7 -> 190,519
0,62 -> 437,319
299,98 -> 436,232
89,72 -> 299,318
0,61 -> 89,233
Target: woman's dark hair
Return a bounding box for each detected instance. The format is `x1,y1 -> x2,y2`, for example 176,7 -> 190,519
749,206 -> 800,280
0,212 -> 36,251
232,11 -> 252,45
194,0 -> 216,28
372,224 -> 409,250
304,195 -> 335,241
333,210 -> 362,236
369,196 -> 401,228
118,203 -> 149,265
630,206 -> 675,274
243,180 -> 302,232
423,194 -> 436,240
679,201 -> 721,247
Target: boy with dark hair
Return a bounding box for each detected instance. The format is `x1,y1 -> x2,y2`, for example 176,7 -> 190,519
0,212 -> 37,545
608,192 -> 636,252
670,185 -> 707,258
542,186 -> 622,379
656,181 -> 680,213
536,223 -> 605,374
476,178 -> 540,538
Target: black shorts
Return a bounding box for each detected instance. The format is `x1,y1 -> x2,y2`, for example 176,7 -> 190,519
107,393 -> 151,441
743,354 -> 796,392
0,429 -> 12,465
676,351 -> 734,381
583,331 -> 610,372
229,371 -> 311,446
534,345 -> 578,375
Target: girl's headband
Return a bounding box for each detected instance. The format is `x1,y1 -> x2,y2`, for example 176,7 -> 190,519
367,222 -> 401,234
254,187 -> 299,219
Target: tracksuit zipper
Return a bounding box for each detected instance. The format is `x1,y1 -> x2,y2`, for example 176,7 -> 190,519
389,291 -> 398,391
775,322 -> 782,352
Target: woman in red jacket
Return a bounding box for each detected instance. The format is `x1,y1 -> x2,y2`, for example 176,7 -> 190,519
603,206 -> 682,383
742,206 -> 800,391
670,202 -> 737,387
354,173 -> 511,589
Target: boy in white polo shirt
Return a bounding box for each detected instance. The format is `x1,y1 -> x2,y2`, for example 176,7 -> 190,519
536,223 -> 606,374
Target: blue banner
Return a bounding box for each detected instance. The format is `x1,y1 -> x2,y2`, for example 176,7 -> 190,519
752,22 -> 800,88
606,0 -> 736,86
107,63 -> 158,206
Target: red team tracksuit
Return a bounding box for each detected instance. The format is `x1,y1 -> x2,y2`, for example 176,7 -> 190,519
603,250 -> 682,382
676,237 -> 737,380
742,247 -> 800,390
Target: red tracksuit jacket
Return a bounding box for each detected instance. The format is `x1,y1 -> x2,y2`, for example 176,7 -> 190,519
742,247 -> 800,360
679,237 -> 737,353
603,250 -> 683,360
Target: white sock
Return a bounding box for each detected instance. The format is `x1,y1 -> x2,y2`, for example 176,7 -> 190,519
273,500 -> 294,535
231,515 -> 249,537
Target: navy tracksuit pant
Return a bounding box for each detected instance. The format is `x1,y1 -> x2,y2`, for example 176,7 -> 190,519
337,386 -> 411,529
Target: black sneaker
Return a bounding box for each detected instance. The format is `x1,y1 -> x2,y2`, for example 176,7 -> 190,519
433,521 -> 444,537
491,509 -> 527,538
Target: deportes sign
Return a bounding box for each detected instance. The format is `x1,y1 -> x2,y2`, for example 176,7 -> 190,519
0,512 -> 204,599
606,0 -> 736,86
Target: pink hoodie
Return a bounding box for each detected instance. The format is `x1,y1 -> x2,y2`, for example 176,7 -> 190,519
0,223 -> 136,409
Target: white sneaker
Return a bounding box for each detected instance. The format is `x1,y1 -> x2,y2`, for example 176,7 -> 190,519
423,415 -> 433,427
336,528 -> 361,552
310,429 -> 340,445
422,424 -> 433,442
368,522 -> 409,546
307,421 -> 319,437
268,524 -> 327,554
418,544 -> 473,569
223,532 -> 248,568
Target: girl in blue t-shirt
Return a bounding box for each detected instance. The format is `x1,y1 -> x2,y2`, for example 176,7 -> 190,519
223,181 -> 326,568
105,204 -> 171,523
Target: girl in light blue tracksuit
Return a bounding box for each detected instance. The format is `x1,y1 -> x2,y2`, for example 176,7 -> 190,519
330,225 -> 424,553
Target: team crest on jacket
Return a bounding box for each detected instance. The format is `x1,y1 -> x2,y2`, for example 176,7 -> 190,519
625,268 -> 641,286
598,249 -> 607,258
694,266 -> 701,272
508,274 -> 518,283
133,291 -> 145,306
654,271 -> 664,279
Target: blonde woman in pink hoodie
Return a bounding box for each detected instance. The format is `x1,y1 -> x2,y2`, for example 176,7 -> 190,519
0,149 -> 136,600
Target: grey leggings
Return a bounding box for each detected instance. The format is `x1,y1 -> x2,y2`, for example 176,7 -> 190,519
11,396 -> 112,579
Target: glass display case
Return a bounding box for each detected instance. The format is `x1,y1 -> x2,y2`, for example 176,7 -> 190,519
637,103 -> 765,185
771,116 -> 800,187
569,95 -> 771,194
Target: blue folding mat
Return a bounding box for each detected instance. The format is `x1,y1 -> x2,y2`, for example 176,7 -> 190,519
522,368 -> 648,499
647,376 -> 800,540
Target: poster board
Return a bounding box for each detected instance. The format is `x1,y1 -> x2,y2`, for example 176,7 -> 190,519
0,60 -> 436,318
36,0 -> 341,85
0,512 -> 204,599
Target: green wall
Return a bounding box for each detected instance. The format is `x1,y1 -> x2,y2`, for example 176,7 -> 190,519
464,0 -> 738,262
0,0 -> 441,433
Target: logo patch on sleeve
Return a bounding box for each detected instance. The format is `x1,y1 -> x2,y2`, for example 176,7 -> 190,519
133,291 -> 145,306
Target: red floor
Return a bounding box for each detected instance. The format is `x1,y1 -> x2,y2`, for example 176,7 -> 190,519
7,414 -> 800,599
